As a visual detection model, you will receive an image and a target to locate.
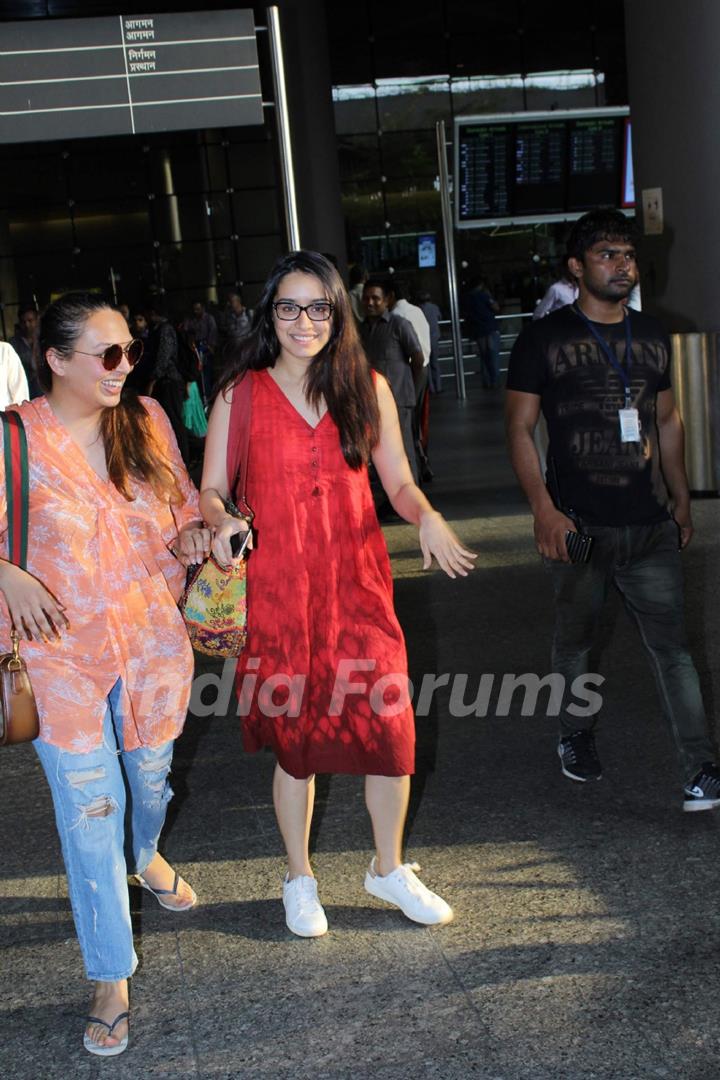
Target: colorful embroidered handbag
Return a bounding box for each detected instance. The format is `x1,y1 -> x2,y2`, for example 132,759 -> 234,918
179,375 -> 253,657
179,540 -> 248,657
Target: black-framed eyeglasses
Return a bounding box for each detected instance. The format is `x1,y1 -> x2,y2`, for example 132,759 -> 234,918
73,339 -> 144,371
272,301 -> 334,322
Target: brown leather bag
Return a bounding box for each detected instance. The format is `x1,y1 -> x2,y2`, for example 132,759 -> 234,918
0,411 -> 39,746
0,629 -> 39,745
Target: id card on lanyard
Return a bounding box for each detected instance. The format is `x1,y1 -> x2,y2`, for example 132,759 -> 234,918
574,305 -> 640,442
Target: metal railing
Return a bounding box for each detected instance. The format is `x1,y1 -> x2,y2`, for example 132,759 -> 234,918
435,311 -> 533,383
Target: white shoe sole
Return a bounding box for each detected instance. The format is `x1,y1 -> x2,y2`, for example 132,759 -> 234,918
683,797 -> 720,812
284,916 -> 328,938
364,875 -> 453,926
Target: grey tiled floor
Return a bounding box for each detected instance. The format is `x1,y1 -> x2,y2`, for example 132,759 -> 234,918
2,385 -> 720,1078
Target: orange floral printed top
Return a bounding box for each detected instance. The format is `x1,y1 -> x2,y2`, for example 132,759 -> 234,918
0,396 -> 199,752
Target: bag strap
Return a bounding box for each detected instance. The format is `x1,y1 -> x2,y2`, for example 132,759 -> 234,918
1,411 -> 29,570
225,372 -> 253,517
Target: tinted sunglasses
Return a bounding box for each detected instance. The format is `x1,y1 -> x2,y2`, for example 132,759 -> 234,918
73,339 -> 144,371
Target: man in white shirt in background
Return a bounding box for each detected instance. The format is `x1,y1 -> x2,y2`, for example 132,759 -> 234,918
388,281 -> 431,368
532,257 -> 579,320
387,280 -> 433,482
0,340 -> 30,410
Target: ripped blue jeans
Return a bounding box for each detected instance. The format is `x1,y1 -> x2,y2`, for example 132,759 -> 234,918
33,679 -> 174,981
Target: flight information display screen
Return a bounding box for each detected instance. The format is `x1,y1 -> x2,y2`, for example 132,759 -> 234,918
455,108 -> 633,228
0,9 -> 262,144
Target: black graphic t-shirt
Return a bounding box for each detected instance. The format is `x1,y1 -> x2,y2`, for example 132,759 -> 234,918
507,305 -> 672,525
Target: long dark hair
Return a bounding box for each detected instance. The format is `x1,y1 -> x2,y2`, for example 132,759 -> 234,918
217,251 -> 380,469
39,292 -> 183,504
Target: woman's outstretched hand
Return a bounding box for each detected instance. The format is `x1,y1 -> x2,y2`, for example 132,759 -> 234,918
0,561 -> 69,641
418,511 -> 477,579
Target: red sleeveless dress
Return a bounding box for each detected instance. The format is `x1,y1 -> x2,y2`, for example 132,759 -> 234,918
235,369 -> 415,779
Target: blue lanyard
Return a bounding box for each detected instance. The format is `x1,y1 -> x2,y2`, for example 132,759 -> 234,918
574,304 -> 634,406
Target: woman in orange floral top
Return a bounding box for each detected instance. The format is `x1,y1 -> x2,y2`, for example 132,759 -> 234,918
0,293 -> 210,1057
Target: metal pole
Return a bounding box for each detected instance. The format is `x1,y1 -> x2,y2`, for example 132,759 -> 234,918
436,120 -> 466,400
267,6 -> 301,251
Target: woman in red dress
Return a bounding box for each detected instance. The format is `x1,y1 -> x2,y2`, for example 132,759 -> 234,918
200,252 -> 474,937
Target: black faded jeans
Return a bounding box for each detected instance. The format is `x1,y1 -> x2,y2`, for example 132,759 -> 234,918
546,518 -> 715,782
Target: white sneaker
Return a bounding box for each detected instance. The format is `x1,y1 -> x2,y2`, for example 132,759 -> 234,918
364,857 -> 453,926
282,874 -> 328,937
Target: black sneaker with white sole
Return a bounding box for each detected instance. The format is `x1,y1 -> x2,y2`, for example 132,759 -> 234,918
558,729 -> 602,782
683,763 -> 720,812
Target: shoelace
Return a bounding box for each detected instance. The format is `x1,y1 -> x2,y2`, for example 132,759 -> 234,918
393,862 -> 428,896
696,771 -> 720,796
564,733 -> 598,764
291,878 -> 320,912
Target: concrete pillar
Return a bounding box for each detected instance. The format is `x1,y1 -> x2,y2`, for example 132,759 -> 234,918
273,0 -> 346,272
624,0 -> 720,330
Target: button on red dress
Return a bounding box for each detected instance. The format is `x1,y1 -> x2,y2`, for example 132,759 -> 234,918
236,370 -> 415,779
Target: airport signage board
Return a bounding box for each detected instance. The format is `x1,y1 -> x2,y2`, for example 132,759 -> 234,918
454,107 -> 633,229
0,9 -> 262,144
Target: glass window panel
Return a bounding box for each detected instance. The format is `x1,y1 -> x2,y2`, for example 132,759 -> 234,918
205,193 -> 232,239
338,135 -> 381,183
595,30 -> 629,104
0,153 -> 67,208
341,182 -> 386,234
153,194 -> 214,244
8,205 -> 73,255
373,38 -> 449,80
204,145 -> 230,192
592,1 -> 627,31
210,237 -> 238,288
524,78 -> 599,113
228,140 -> 275,189
368,1 -> 444,38
73,198 -> 152,248
147,148 -> 207,197
233,235 -> 285,281
231,190 -> 281,237
380,131 -> 437,179
159,240 -> 217,292
451,75 -> 525,117
333,94 -> 378,137
384,180 -> 441,231
328,43 -> 374,88
449,34 -> 523,77
522,1 -> 592,31
329,1 -> 371,39
446,0 -> 520,34
523,31 -> 593,73
377,78 -> 451,132
67,152 -> 145,202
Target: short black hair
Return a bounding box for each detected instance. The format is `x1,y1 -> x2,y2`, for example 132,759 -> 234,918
566,209 -> 639,262
363,276 -> 392,296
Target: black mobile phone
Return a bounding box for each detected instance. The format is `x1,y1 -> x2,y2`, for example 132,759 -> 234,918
230,529 -> 252,558
565,530 -> 593,564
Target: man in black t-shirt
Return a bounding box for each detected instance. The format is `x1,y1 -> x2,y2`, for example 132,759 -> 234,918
506,209 -> 719,811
